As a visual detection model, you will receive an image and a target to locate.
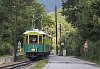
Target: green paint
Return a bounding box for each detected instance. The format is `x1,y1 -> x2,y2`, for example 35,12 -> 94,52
24,44 -> 52,53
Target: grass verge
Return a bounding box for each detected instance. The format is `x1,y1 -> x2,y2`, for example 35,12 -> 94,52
78,56 -> 100,65
32,59 -> 48,69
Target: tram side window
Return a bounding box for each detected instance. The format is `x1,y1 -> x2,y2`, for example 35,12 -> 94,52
29,35 -> 37,44
39,36 -> 42,44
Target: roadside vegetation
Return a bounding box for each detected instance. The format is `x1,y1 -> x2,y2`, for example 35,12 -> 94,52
78,56 -> 100,65
0,0 -> 54,56
0,0 -> 100,65
32,59 -> 48,69
61,0 -> 100,64
48,9 -> 75,50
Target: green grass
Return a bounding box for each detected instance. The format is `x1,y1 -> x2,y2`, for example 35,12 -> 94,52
17,54 -> 28,61
0,55 -> 12,57
32,59 -> 48,69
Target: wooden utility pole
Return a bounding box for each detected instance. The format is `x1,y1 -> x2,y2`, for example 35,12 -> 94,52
55,6 -> 58,55
60,24 -> 62,55
60,24 -> 61,41
13,0 -> 18,62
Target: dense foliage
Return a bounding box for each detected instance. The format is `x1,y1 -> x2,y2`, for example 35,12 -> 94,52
62,0 -> 100,60
47,9 -> 75,47
0,0 -> 54,56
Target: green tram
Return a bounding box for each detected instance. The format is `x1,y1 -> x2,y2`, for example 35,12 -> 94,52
23,29 -> 52,59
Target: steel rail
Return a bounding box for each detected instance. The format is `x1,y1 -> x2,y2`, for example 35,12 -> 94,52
0,61 -> 34,69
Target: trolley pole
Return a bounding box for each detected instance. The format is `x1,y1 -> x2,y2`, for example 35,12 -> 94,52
55,6 -> 58,55
13,0 -> 18,62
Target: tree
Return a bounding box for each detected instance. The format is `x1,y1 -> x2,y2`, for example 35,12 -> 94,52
0,0 -> 54,56
62,0 -> 100,41
62,0 -> 100,60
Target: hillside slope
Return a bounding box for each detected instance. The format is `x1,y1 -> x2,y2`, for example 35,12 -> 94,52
47,9 -> 75,44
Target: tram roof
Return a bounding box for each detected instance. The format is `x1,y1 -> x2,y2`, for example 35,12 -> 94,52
39,31 -> 46,34
23,29 -> 52,38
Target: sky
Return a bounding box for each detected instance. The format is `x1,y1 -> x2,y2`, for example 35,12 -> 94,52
38,0 -> 62,12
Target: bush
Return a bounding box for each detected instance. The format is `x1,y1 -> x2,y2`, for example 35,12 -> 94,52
63,31 -> 84,56
87,40 -> 100,60
63,31 -> 100,61
0,43 -> 13,56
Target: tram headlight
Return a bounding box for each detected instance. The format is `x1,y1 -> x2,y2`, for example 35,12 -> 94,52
31,49 -> 35,52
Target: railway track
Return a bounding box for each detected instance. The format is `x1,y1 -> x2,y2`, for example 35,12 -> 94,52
0,60 -> 35,69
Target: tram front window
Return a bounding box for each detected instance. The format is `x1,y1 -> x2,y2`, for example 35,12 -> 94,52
39,36 -> 42,44
29,35 -> 38,44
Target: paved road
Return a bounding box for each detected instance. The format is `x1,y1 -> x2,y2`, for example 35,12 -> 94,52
44,55 -> 100,69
